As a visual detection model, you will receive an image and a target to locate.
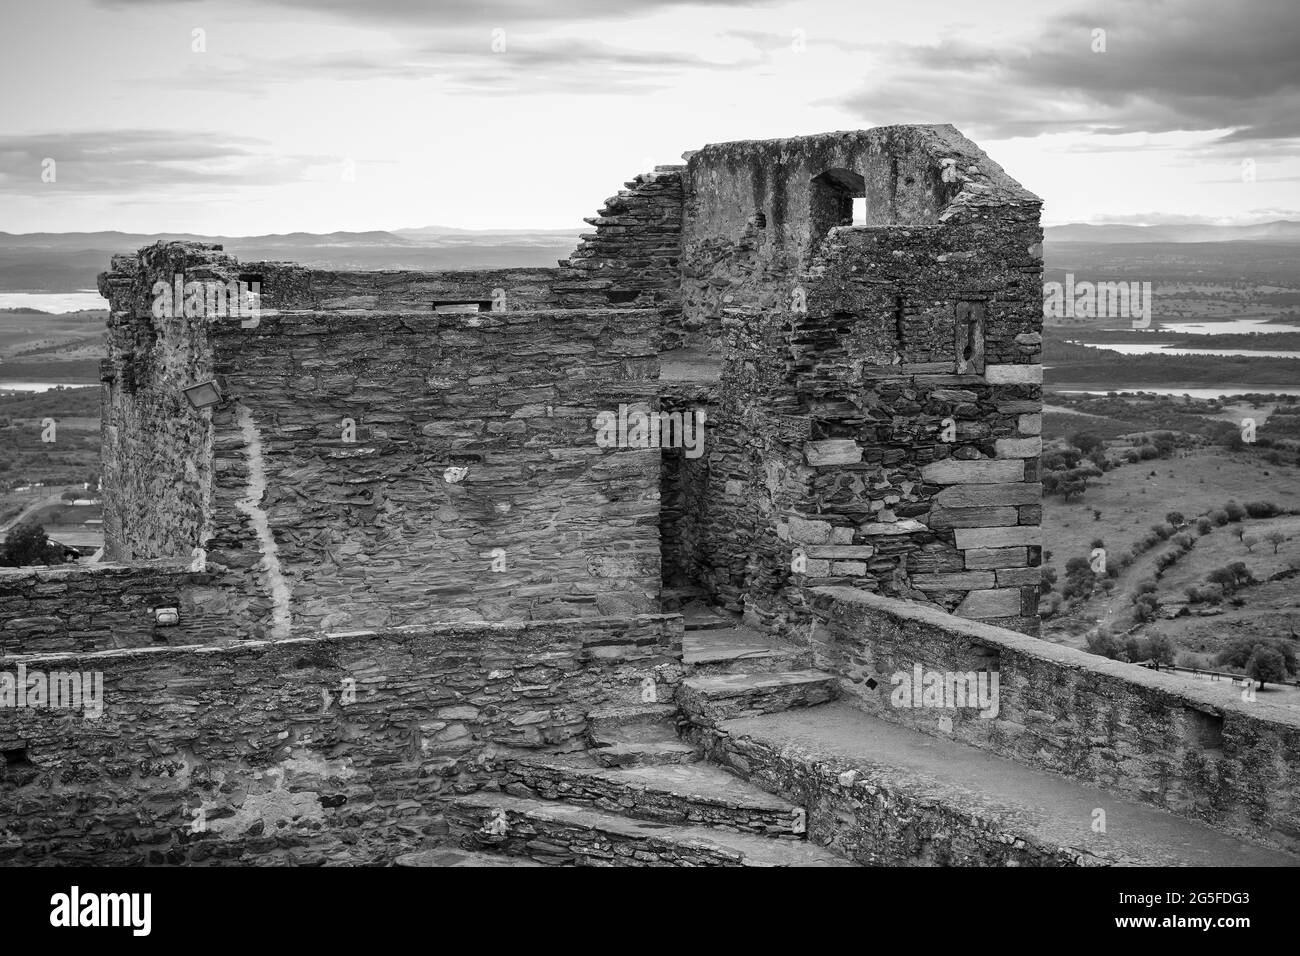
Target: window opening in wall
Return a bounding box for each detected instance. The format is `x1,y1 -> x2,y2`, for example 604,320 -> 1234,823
431,300 -> 492,313
810,168 -> 867,241
954,300 -> 986,374
2,747 -> 32,767
606,290 -> 639,304
1186,707 -> 1224,752
852,197 -> 867,226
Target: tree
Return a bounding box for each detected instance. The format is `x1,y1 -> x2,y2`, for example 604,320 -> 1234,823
1071,431 -> 1103,456
1144,634 -> 1176,666
1266,531 -> 1288,554
1243,534 -> 1260,552
1246,645 -> 1288,690
0,521 -> 66,567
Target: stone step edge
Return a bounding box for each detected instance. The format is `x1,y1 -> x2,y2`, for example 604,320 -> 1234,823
448,793 -> 853,867
502,755 -> 799,819
681,669 -> 840,698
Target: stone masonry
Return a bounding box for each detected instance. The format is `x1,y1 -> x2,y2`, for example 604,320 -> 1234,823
13,128 -> 1286,869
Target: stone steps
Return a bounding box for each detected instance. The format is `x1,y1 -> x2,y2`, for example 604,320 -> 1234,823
446,793 -> 853,867
394,847 -> 549,867
679,670 -> 839,724
697,701 -> 1300,867
684,626 -> 812,674
590,738 -> 702,768
501,757 -> 802,835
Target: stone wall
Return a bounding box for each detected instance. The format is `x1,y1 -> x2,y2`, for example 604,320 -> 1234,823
98,244 -> 221,562
808,586 -> 1300,854
672,126 -> 1043,634
0,562 -> 266,653
240,263 -> 563,312
203,306 -> 663,632
556,167 -> 684,343
98,243 -> 665,633
0,614 -> 682,865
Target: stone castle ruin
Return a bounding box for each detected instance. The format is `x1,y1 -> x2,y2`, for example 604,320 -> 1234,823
2,127 -> 1298,867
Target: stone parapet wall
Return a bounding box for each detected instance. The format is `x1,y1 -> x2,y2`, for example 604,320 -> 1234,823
239,263 -> 564,312
808,586 -> 1300,854
0,614 -> 683,865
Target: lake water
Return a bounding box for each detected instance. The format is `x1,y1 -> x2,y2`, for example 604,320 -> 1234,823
1056,387 -> 1300,399
1160,319 -> 1300,335
1077,342 -> 1300,358
0,291 -> 106,313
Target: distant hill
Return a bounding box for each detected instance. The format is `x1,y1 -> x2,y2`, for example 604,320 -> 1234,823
0,226 -> 584,292
5,219 -> 1299,292
1046,220 -> 1300,243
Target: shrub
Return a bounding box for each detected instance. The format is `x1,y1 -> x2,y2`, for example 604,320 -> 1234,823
1151,522 -> 1173,540
1210,509 -> 1230,526
1085,626 -> 1120,659
1195,517 -> 1213,534
1224,500 -> 1246,522
1244,501 -> 1280,518
0,521 -> 68,568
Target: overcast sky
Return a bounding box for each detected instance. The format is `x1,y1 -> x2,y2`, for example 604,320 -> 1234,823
1,0 -> 1296,233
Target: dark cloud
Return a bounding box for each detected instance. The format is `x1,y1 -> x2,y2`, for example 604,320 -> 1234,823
167,35 -> 759,96
0,130 -> 329,193
835,0 -> 1300,144
96,0 -> 773,25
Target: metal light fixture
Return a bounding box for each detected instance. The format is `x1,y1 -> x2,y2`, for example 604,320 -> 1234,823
154,607 -> 180,626
183,379 -> 223,410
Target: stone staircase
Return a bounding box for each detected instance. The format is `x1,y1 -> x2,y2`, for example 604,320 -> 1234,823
402,603 -> 851,867
402,602 -> 1300,867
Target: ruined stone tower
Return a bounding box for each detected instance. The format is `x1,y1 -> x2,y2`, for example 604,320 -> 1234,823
93,124 -> 1045,638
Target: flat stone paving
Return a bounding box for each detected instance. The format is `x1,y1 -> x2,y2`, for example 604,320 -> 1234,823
683,626 -> 805,666
719,702 -> 1300,867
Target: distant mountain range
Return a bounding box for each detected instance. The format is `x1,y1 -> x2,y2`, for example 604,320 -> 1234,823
1045,220 -> 1300,243
0,227 -> 586,292
2,220 -> 1299,292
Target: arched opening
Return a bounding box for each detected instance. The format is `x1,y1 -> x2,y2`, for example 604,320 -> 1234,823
809,168 -> 866,240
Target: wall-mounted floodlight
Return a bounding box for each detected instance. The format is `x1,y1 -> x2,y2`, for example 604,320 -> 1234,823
183,380 -> 224,410
154,607 -> 179,626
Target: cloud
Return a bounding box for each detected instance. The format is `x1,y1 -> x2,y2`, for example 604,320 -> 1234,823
0,130 -> 329,194
833,0 -> 1300,145
96,0 -> 774,25
166,34 -> 761,96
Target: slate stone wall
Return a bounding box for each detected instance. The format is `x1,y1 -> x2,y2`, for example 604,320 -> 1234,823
0,614 -> 682,865
556,167 -> 684,344
673,126 -> 1044,634
0,562 -> 265,653
98,244 -> 664,632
